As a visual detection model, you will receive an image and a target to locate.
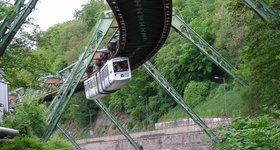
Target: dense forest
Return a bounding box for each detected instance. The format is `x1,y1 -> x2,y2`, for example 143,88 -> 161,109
1,0 -> 280,149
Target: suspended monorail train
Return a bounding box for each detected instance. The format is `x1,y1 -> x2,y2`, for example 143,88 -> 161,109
84,57 -> 131,100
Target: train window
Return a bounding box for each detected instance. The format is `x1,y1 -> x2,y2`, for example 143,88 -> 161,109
89,80 -> 93,89
113,61 -> 128,72
93,79 -> 96,86
85,83 -> 88,91
101,64 -> 109,78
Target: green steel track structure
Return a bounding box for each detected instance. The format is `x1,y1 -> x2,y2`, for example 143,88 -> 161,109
94,99 -> 142,150
143,61 -> 220,143
241,0 -> 279,21
42,12 -> 114,141
42,13 -> 245,145
0,0 -> 38,56
57,124 -> 82,150
2,0 -> 275,148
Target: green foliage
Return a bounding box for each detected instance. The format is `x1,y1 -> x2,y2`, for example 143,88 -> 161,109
74,0 -> 107,30
1,47 -> 50,88
3,0 -> 278,140
46,135 -> 73,150
0,136 -> 72,150
211,0 -> 246,66
154,31 -> 212,94
195,88 -> 249,117
160,86 -> 248,121
210,0 -> 280,110
0,136 -> 46,150
237,18 -> 280,108
0,25 -> 50,89
36,24 -> 66,72
58,21 -> 88,64
159,106 -> 187,122
66,91 -> 98,127
36,21 -> 89,71
0,0 -> 15,20
109,68 -> 156,121
1,95 -> 47,137
183,81 -> 210,107
215,116 -> 280,150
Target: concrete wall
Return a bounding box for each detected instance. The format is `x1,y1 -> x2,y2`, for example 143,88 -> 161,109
78,118 -> 229,150
81,131 -> 210,150
155,118 -> 230,130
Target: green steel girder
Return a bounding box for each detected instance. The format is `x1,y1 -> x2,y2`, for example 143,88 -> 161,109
43,107 -> 82,149
143,61 -> 220,143
242,0 -> 279,21
94,99 -> 142,150
57,124 -> 82,150
0,0 -> 38,56
57,63 -> 76,79
172,15 -> 248,86
42,14 -> 114,141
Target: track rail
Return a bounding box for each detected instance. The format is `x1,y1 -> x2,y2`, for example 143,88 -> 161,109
107,0 -> 173,69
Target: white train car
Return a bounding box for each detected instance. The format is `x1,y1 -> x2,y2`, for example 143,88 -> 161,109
84,57 -> 131,100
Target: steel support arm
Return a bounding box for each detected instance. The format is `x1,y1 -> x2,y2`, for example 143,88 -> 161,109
172,15 -> 248,86
94,99 -> 142,150
143,61 -> 220,143
57,124 -> 82,150
42,14 -> 114,141
0,0 -> 38,56
241,0 -> 279,21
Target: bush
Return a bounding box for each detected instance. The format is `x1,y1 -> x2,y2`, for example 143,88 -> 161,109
0,136 -> 45,150
183,81 -> 210,107
46,135 -> 73,150
215,116 -> 280,150
1,95 -> 47,137
0,136 -> 73,150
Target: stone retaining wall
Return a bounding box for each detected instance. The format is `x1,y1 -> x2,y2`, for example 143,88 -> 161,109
155,118 -> 230,130
78,118 -> 230,150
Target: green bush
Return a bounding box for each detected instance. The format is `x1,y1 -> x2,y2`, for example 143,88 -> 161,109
215,116 -> 280,150
0,136 -> 45,150
0,136 -> 73,150
1,95 -> 47,137
46,135 -> 73,150
183,81 -> 210,107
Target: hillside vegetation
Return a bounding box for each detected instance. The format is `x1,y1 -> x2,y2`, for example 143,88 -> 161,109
1,0 -> 280,149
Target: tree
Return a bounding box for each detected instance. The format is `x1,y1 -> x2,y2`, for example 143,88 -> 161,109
0,21 -> 50,89
1,94 -> 47,137
238,18 -> 280,108
184,81 -> 210,107
58,21 -> 88,64
74,0 -> 107,30
0,0 -> 15,20
109,68 -> 156,121
154,31 -> 213,94
216,0 -> 280,109
65,91 -> 98,127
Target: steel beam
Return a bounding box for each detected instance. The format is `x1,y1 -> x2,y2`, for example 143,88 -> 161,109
42,13 -> 114,141
172,15 -> 248,86
241,0 -> 279,21
0,0 -> 38,56
57,124 -> 82,150
94,99 -> 142,150
143,61 -> 220,143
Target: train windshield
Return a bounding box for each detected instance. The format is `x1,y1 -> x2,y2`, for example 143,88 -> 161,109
113,60 -> 129,72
